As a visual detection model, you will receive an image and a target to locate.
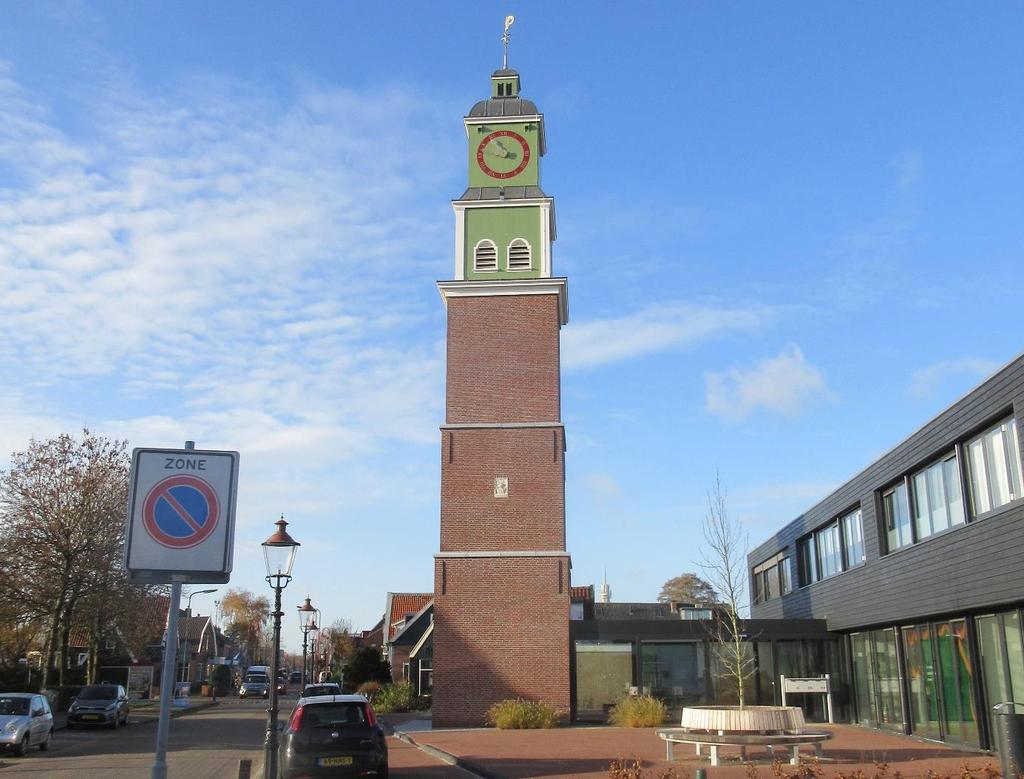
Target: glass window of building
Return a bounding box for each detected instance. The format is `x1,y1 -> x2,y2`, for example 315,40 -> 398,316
642,642 -> 709,709
780,557 -> 792,594
574,642 -> 633,721
967,417 -> 1023,516
913,452 -> 965,540
816,521 -> 842,579
883,480 -> 912,551
798,536 -> 818,586
841,509 -> 865,568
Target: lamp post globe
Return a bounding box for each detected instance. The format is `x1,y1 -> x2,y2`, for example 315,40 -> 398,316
297,597 -> 317,687
261,516 -> 299,779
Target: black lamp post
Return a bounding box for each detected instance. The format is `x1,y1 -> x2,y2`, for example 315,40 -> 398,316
297,597 -> 317,686
262,516 -> 299,779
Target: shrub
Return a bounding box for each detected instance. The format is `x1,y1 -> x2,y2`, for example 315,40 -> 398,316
607,695 -> 667,728
374,682 -> 414,714
607,758 -> 680,779
486,698 -> 559,729
356,681 -> 381,700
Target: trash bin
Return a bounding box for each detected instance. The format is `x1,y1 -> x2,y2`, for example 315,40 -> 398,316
993,702 -> 1024,779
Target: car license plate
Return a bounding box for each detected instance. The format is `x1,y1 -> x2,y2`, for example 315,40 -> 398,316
84,714 -> 101,720
317,756 -> 353,767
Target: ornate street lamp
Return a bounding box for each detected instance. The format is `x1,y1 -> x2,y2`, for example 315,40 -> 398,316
297,597 -> 317,686
261,516 -> 299,779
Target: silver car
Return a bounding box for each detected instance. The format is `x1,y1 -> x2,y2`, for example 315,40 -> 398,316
0,693 -> 53,756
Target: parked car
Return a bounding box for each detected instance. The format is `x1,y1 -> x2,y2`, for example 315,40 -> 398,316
0,693 -> 53,756
302,682 -> 340,698
279,694 -> 387,778
289,670 -> 303,685
67,684 -> 129,729
239,672 -> 270,699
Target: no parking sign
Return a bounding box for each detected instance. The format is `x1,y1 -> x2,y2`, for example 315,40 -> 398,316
124,448 -> 239,584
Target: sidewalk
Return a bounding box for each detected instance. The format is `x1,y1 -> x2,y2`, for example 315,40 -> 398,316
396,722 -> 998,779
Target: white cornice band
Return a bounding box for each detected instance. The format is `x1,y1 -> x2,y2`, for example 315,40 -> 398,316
437,277 -> 569,325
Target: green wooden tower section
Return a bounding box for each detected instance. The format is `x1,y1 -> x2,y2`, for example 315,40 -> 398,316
453,67 -> 556,282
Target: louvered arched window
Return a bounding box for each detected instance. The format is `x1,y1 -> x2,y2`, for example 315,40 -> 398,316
507,238 -> 532,271
473,240 -> 498,271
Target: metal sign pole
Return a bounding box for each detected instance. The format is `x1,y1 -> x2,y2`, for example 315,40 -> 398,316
151,440 -> 193,779
152,581 -> 182,779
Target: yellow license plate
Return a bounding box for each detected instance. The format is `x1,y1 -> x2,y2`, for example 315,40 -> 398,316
83,715 -> 102,720
317,756 -> 353,767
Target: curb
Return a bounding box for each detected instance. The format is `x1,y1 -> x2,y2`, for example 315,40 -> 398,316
391,729 -> 501,779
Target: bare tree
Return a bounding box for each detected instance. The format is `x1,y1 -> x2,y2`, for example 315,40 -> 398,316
700,472 -> 755,708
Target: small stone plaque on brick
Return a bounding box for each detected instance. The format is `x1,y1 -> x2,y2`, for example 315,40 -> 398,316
494,476 -> 509,498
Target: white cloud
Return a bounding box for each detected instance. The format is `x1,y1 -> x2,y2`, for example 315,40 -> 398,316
908,357 -> 1000,399
562,302 -> 778,370
0,60 -> 456,476
705,345 -> 831,421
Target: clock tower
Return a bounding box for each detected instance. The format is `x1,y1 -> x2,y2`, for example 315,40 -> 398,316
433,44 -> 571,727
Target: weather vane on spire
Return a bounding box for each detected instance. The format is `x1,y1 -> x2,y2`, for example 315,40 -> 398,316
502,15 -> 515,69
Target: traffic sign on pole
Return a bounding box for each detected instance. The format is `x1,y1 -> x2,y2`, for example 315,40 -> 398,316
124,447 -> 239,584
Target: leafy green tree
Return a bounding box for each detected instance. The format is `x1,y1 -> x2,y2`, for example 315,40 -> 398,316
341,646 -> 390,692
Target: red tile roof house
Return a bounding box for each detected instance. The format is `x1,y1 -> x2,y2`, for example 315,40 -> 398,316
383,593 -> 433,687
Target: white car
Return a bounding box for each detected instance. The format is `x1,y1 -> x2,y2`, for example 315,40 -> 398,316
0,693 -> 53,756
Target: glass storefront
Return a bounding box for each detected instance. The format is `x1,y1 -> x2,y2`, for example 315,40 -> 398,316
901,620 -> 978,746
574,642 -> 632,720
977,610 -> 1024,741
850,628 -> 903,731
642,642 -> 709,708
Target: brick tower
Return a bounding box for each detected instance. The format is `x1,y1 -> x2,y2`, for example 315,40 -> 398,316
432,56 -> 570,727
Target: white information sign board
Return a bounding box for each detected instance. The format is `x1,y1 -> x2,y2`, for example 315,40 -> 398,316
124,448 -> 239,584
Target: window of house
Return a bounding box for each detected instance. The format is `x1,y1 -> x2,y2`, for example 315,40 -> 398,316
913,451 -> 966,540
570,602 -> 585,620
967,416 -> 1023,516
841,509 -> 865,569
780,558 -> 793,594
883,480 -> 912,552
816,521 -> 842,579
473,240 -> 498,271
753,552 -> 789,602
798,536 -> 818,586
507,238 -> 532,270
797,506 -> 864,586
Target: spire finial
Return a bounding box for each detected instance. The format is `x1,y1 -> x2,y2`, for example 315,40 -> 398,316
502,15 -> 515,69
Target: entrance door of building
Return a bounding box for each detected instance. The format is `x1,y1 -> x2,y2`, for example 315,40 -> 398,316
976,610 -> 1024,748
902,619 -> 979,747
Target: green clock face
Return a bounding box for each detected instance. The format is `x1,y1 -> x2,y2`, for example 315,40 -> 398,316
476,130 -> 531,180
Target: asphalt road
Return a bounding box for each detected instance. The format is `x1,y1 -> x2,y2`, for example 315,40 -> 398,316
0,696 -> 274,778
0,695 -> 469,778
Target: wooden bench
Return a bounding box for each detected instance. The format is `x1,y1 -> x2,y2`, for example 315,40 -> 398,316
656,728 -> 833,767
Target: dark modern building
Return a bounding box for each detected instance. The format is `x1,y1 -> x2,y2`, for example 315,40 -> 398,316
570,594 -> 844,722
750,353 -> 1024,750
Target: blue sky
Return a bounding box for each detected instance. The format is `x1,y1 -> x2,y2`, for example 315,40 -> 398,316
2,2 -> 1022,648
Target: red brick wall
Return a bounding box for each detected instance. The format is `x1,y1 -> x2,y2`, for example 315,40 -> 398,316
446,295 -> 561,424
432,555 -> 570,728
440,426 -> 564,551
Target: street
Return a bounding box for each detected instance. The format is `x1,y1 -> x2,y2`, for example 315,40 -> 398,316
0,696 -> 467,778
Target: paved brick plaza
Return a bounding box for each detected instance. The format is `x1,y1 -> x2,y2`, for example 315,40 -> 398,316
398,723 -> 996,779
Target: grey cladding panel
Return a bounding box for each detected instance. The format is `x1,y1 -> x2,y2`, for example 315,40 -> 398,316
750,354 -> 1024,630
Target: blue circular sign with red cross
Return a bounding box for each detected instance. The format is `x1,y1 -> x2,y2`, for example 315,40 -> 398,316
142,475 -> 220,549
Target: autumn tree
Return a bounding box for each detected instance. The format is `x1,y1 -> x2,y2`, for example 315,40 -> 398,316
0,430 -> 132,688
323,618 -> 356,676
220,588 -> 270,663
657,573 -> 720,605
700,472 -> 755,708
